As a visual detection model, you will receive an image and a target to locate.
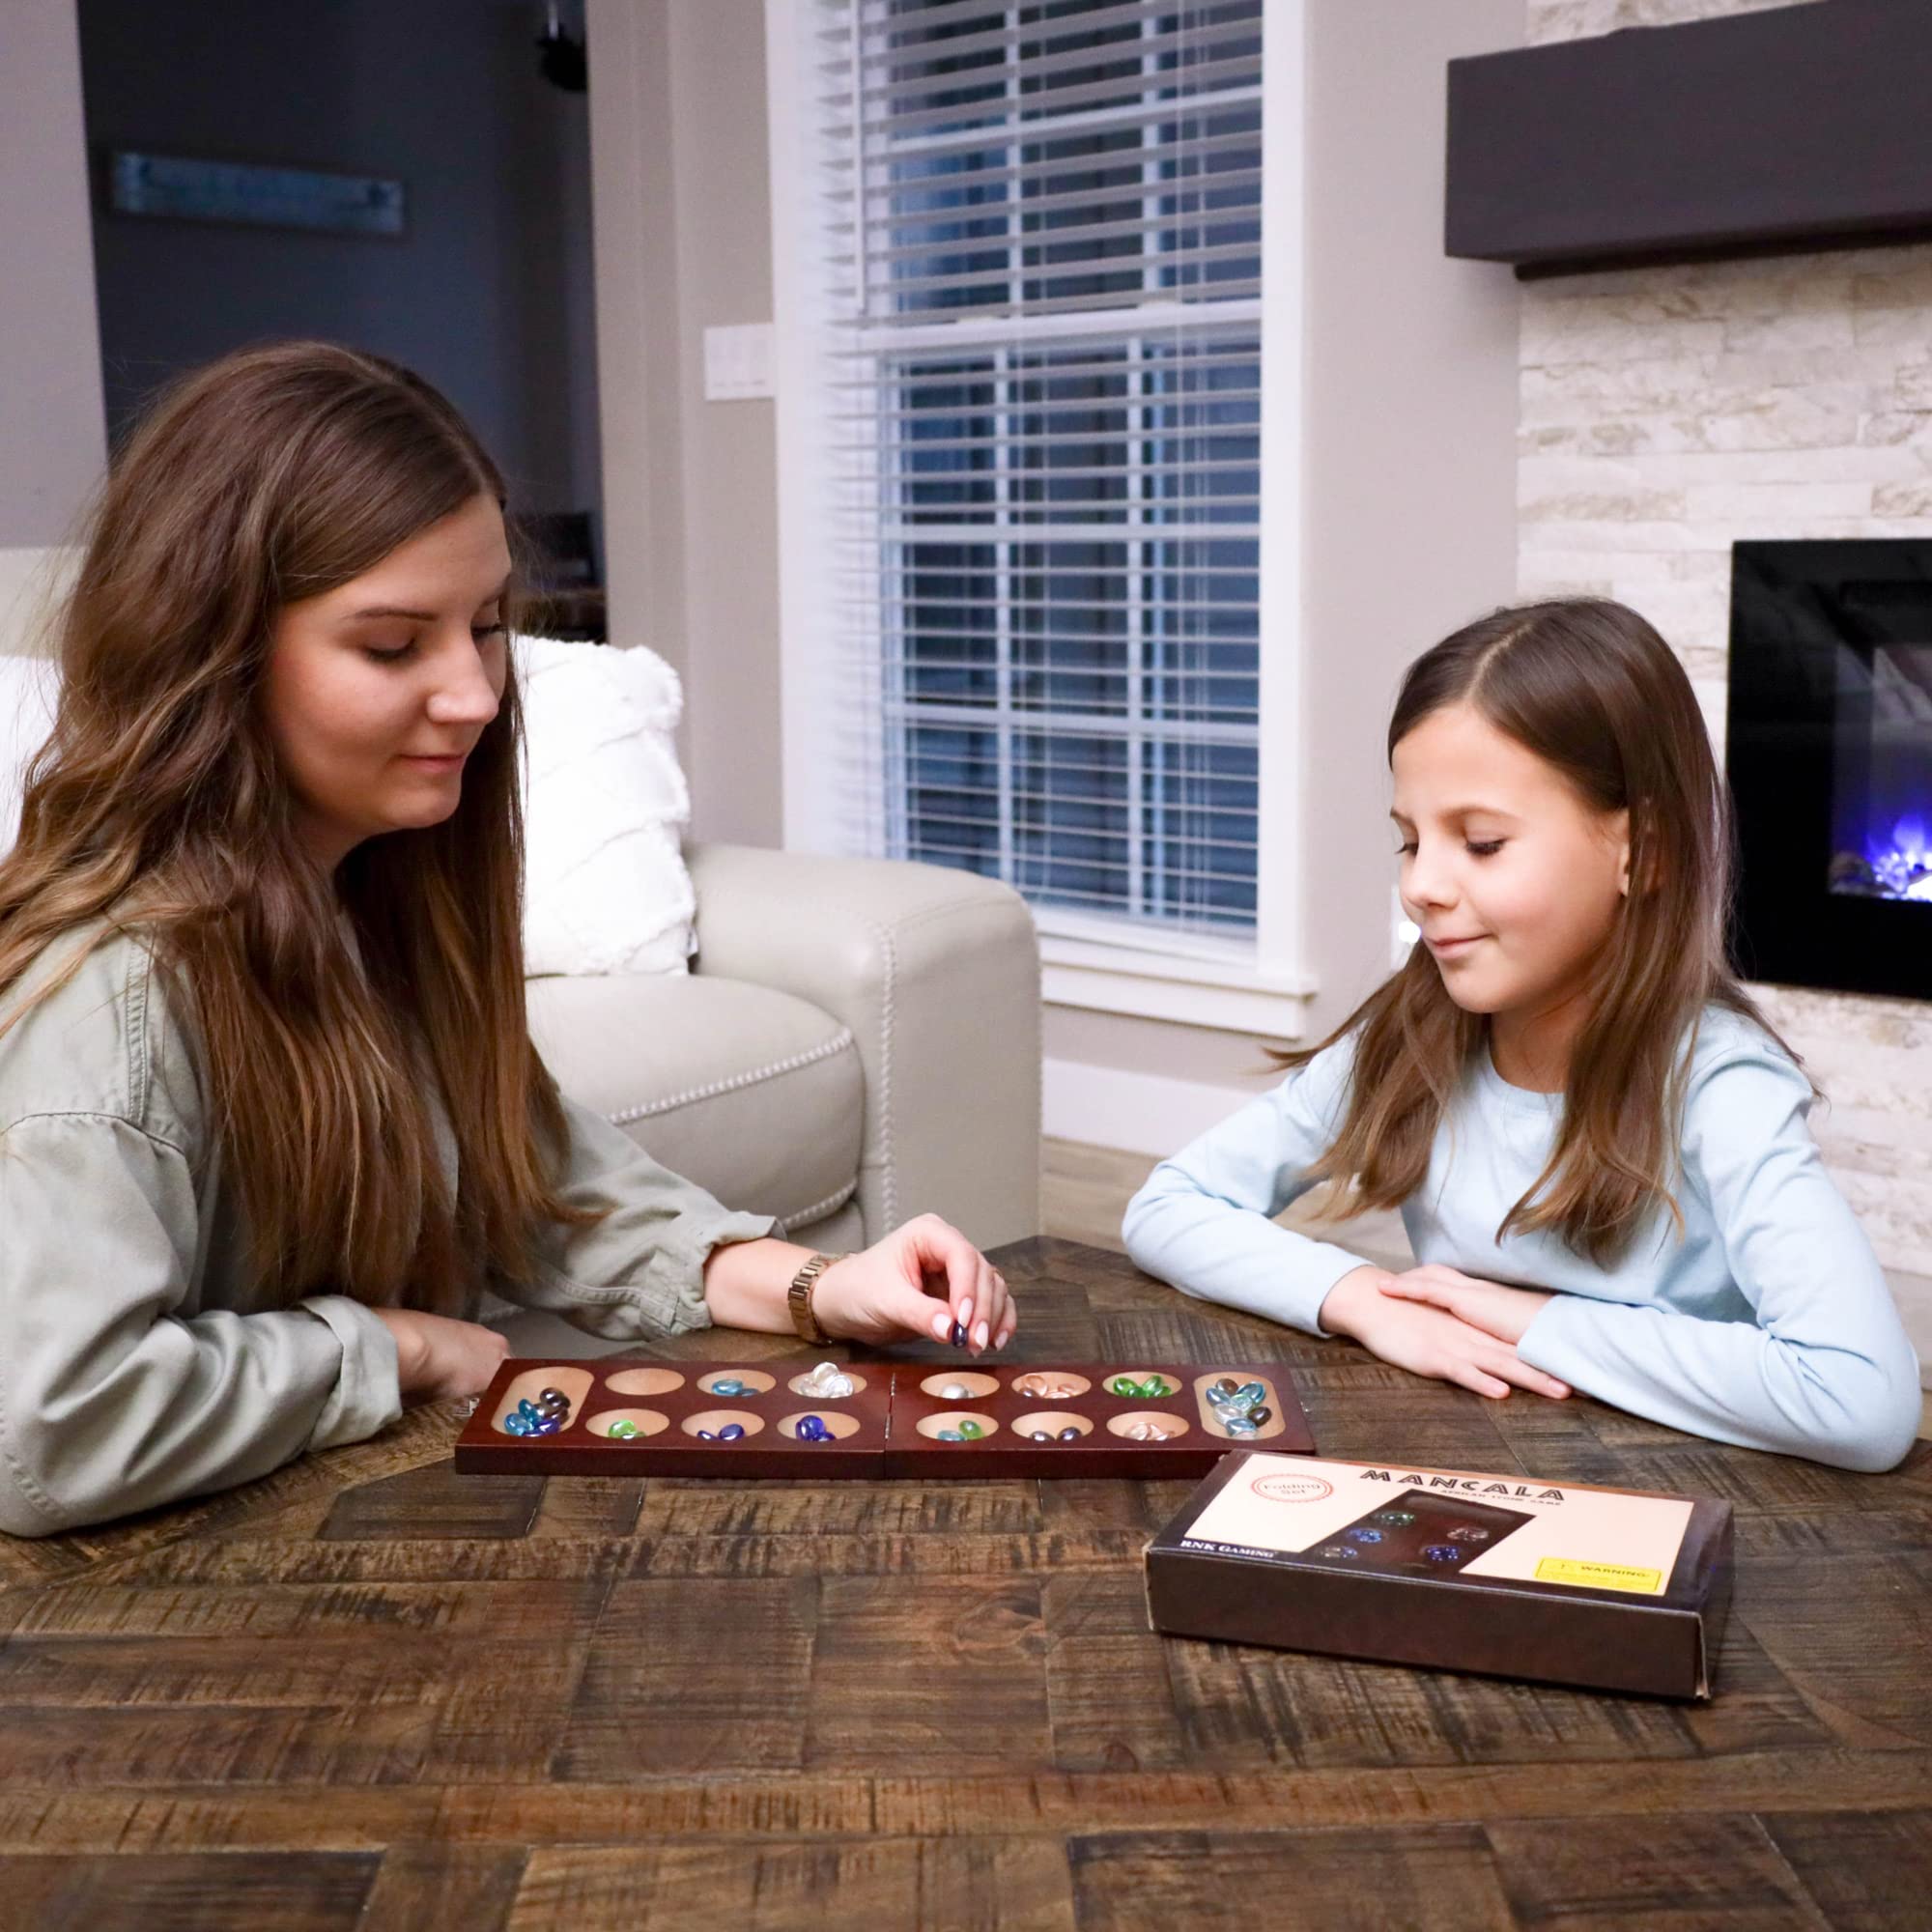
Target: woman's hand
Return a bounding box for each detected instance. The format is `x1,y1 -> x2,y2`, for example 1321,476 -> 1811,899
372,1308 -> 510,1404
1319,1264 -> 1569,1402
1377,1264 -> 1556,1348
810,1213 -> 1016,1353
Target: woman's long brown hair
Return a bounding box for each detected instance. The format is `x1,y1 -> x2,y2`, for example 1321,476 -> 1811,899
1281,598 -> 1797,1265
0,340 -> 597,1312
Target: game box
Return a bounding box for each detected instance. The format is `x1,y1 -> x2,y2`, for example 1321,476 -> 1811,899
1144,1450 -> 1735,1698
452,1357 -> 1315,1480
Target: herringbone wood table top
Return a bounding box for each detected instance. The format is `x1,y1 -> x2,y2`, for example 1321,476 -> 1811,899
1,1236 -> 1926,1928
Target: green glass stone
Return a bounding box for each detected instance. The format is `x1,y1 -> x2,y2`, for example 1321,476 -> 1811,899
608,1420 -> 639,1440
957,1420 -> 984,1439
1110,1378 -> 1138,1397
1139,1377 -> 1170,1398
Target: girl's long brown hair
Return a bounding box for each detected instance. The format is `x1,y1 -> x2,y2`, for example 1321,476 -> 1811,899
1283,598 -> 1797,1264
0,340 -> 597,1312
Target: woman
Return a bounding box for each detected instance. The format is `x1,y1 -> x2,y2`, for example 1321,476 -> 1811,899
0,341 -> 1016,1536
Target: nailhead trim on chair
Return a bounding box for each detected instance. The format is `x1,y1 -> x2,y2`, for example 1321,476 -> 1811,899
605,1026 -> 858,1127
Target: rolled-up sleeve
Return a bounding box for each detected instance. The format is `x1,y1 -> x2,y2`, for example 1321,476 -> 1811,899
496,1095 -> 781,1341
0,1111 -> 402,1537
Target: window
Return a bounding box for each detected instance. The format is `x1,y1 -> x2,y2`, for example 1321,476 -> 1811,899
771,0 -> 1303,1010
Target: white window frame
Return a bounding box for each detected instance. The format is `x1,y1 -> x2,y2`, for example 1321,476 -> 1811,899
765,0 -> 1312,1036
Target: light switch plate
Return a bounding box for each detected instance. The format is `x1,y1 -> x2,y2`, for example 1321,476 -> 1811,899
703,322 -> 775,401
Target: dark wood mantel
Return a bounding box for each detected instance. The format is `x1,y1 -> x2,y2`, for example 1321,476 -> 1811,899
1446,1 -> 1932,277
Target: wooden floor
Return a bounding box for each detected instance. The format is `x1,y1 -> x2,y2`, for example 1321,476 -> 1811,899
1041,1137 -> 1932,1442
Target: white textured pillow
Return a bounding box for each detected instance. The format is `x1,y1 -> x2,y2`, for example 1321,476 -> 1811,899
515,634 -> 695,978
0,653 -> 59,856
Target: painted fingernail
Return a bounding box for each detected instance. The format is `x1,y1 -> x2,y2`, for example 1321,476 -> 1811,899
975,1321 -> 989,1349
932,1311 -> 952,1341
957,1299 -> 974,1329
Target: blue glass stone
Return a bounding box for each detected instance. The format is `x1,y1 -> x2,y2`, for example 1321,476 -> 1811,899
1057,1426 -> 1083,1441
710,1378 -> 747,1397
949,1321 -> 968,1348
1030,1430 -> 1054,1441
1320,1545 -> 1358,1559
697,1430 -> 717,1440
503,1414 -> 532,1436
1423,1545 -> 1463,1564
1224,1417 -> 1260,1436
516,1399 -> 541,1421
937,1428 -> 964,1441
1236,1381 -> 1266,1405
717,1423 -> 747,1441
796,1415 -> 827,1441
1346,1527 -> 1384,1544
531,1416 -> 562,1435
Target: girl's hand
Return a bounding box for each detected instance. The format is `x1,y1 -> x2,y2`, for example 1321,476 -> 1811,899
1378,1264 -> 1556,1348
810,1214 -> 1016,1353
1320,1265 -> 1570,1402
372,1308 -> 510,1404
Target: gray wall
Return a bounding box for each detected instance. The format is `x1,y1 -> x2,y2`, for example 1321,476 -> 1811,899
77,0 -> 600,522
588,0 -> 781,844
587,0 -> 1521,1092
0,0 -> 106,551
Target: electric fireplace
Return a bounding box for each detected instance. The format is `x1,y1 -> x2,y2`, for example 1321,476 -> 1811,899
1727,539 -> 1932,1003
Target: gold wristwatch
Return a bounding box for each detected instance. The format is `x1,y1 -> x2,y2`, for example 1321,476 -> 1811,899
786,1251 -> 842,1345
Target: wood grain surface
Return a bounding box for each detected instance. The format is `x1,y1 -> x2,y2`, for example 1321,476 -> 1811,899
1,1237 -> 1925,1929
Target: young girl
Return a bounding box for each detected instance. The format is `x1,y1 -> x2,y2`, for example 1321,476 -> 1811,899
0,341 -> 1015,1537
1124,599 -> 1920,1472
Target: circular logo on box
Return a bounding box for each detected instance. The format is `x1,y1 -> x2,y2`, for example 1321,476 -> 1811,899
1250,1473 -> 1334,1504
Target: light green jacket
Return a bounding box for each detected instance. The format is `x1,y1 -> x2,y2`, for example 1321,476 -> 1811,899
0,926 -> 778,1535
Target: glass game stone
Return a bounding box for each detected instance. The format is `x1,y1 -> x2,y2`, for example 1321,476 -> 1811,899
939,1382 -> 971,1400
1448,1526 -> 1492,1542
1138,1376 -> 1171,1398
709,1378 -> 748,1397
1346,1527 -> 1383,1544
1374,1510 -> 1416,1526
607,1420 -> 640,1440
1424,1545 -> 1463,1563
937,1429 -> 964,1441
957,1420 -> 983,1439
717,1423 -> 747,1441
1057,1426 -> 1082,1440
949,1321 -> 969,1347
1030,1430 -> 1054,1441
503,1413 -> 532,1435
1320,1545 -> 1358,1559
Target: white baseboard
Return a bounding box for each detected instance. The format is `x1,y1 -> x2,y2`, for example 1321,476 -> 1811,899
1043,1055 -> 1261,1156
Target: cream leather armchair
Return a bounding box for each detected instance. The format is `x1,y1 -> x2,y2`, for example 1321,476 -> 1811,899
499,842 -> 1042,1356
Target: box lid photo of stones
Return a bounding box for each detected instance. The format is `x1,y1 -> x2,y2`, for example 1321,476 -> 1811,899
452,1360 -> 1315,1480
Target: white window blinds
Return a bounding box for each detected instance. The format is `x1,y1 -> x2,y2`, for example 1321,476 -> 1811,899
790,0 -> 1265,950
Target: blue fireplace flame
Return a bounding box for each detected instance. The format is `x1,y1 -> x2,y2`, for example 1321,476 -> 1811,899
1860,812 -> 1932,901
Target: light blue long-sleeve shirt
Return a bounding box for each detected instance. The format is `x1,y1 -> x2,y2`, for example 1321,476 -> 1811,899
1122,1007 -> 1921,1472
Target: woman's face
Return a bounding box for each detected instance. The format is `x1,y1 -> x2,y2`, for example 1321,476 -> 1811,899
1390,700 -> 1630,1032
264,493 -> 512,871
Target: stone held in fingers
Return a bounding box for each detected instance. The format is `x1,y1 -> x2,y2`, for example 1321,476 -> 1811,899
949,1321 -> 969,1348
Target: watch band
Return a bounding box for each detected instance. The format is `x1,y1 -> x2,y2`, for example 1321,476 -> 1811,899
787,1251 -> 842,1345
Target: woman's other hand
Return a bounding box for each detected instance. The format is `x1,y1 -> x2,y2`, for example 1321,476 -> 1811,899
372,1308 -> 510,1404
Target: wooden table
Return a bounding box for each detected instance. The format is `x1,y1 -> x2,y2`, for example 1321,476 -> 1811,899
2,1236 -> 1927,1928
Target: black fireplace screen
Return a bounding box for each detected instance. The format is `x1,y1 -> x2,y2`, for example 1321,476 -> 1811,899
1728,540 -> 1932,1002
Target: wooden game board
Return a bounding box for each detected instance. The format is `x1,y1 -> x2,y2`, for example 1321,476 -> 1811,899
453,1359 -> 1315,1479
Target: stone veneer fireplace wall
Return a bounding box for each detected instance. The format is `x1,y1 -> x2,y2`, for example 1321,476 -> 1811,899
1520,0 -> 1932,1277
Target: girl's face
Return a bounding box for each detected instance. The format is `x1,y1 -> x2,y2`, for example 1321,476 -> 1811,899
264,493 -> 511,872
1390,701 -> 1630,1032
